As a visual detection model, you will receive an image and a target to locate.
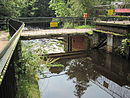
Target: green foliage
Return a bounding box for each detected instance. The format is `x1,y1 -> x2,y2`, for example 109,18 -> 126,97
0,0 -> 17,18
45,57 -> 60,65
46,64 -> 64,67
63,22 -> 95,29
16,40 -> 64,97
0,0 -> 54,18
49,0 -> 114,17
0,0 -> 123,18
20,0 -> 37,17
121,38 -> 129,54
33,0 -> 54,17
7,34 -> 11,40
63,22 -> 74,28
87,31 -> 93,35
74,25 -> 95,29
49,0 -> 71,17
16,42 -> 43,97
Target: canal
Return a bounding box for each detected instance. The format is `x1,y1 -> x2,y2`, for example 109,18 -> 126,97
23,38 -> 130,98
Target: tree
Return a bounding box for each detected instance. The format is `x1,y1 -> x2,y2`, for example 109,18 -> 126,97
49,0 -> 71,17
0,0 -> 20,18
20,0 -> 37,17
49,0 -> 113,17
33,0 -> 54,17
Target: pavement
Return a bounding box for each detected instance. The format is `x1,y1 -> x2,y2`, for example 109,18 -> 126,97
0,31 -> 9,52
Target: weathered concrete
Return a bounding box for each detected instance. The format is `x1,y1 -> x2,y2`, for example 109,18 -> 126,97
95,21 -> 130,35
21,29 -> 92,40
92,33 -> 99,47
94,21 -> 130,59
107,34 -> 113,53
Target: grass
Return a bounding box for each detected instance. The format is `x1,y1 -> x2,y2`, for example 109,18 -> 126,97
87,31 -> 93,35
46,64 -> 64,67
63,22 -> 95,29
74,25 -> 95,29
16,43 -> 42,98
63,22 -> 74,29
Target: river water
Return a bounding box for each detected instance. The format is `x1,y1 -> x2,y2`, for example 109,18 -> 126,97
23,38 -> 130,98
38,49 -> 130,98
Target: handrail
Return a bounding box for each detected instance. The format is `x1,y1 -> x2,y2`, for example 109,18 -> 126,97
17,17 -> 92,23
0,19 -> 25,84
17,17 -> 84,19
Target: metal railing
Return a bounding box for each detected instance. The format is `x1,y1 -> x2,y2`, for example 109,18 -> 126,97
0,19 -> 24,84
17,17 -> 94,29
96,15 -> 130,22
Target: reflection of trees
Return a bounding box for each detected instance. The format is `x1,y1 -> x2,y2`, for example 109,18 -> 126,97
65,58 -> 99,98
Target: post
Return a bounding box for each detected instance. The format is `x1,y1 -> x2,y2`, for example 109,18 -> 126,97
68,35 -> 72,52
85,18 -> 87,25
92,32 -> 99,47
107,34 -> 113,53
83,13 -> 88,25
64,35 -> 72,52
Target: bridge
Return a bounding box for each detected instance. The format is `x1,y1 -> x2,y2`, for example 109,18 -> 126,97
0,16 -> 130,98
0,17 -> 93,97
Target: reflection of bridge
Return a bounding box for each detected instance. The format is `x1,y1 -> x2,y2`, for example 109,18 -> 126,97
92,76 -> 130,98
88,50 -> 130,98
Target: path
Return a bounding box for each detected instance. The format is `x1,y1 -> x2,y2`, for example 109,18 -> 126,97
21,29 -> 92,39
0,31 -> 9,52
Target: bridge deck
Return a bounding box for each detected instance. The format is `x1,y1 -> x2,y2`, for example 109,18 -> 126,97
0,31 -> 8,52
21,29 -> 92,39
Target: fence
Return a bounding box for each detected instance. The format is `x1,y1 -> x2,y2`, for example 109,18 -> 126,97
97,15 -> 130,21
18,17 -> 94,29
0,19 -> 24,98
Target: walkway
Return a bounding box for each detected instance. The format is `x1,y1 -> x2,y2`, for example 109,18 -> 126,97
21,29 -> 92,39
0,31 -> 8,52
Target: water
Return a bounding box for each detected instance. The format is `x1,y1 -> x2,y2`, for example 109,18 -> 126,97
23,39 -> 130,98
38,50 -> 130,98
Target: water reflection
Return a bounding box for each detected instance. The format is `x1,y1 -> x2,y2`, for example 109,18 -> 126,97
49,67 -> 63,74
64,58 -> 99,98
39,50 -> 130,98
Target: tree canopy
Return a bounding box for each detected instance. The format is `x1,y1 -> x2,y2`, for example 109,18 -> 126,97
49,0 -> 130,17
0,0 -> 130,18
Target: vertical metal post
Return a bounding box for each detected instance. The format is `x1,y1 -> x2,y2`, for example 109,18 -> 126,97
85,18 -> 87,25
68,35 -> 72,52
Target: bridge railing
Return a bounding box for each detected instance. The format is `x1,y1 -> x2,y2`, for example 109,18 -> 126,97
96,15 -> 130,21
17,17 -> 94,29
0,19 -> 24,85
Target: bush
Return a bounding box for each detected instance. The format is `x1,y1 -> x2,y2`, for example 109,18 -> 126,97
63,22 -> 74,29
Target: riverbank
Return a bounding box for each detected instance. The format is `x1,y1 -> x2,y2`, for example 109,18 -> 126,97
16,42 -> 41,98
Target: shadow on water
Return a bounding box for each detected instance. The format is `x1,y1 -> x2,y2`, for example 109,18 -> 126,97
38,49 -> 130,98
